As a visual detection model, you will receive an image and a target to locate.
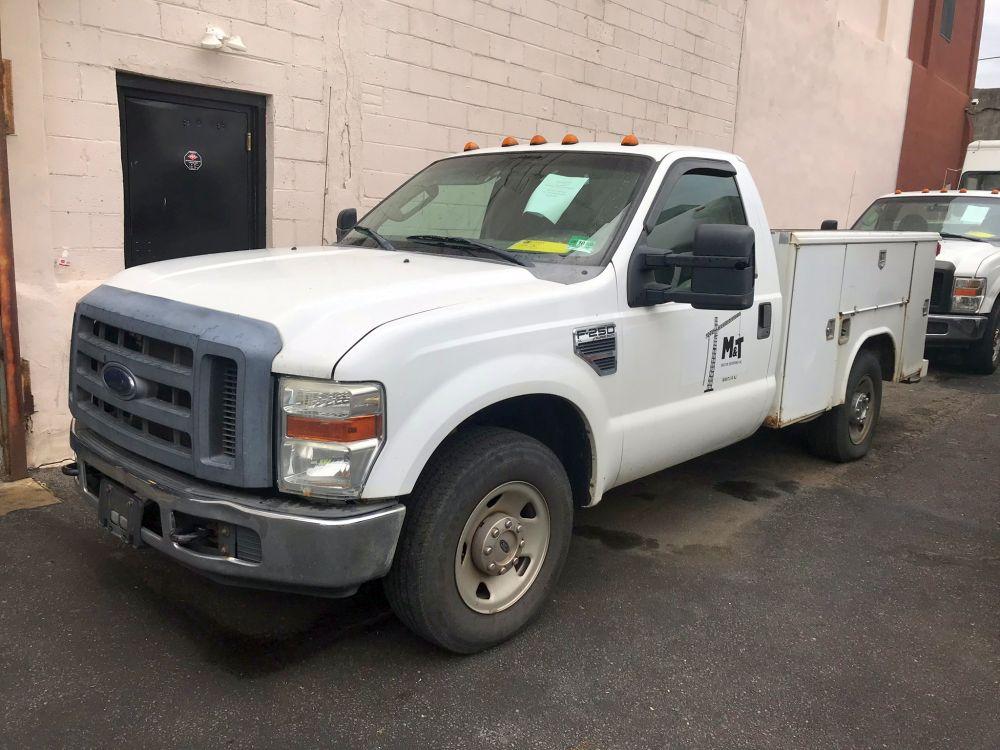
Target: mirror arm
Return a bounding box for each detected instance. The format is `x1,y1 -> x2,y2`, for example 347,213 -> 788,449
646,288 -> 755,307
641,252 -> 752,271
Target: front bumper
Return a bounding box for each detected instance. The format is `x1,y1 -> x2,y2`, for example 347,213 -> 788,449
925,314 -> 990,346
71,425 -> 405,597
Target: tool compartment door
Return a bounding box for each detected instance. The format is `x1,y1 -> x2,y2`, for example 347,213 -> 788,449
900,240 -> 938,378
777,242 -> 846,423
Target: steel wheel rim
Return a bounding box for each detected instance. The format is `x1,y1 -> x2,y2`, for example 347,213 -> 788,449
848,374 -> 875,445
992,324 -> 1000,366
454,481 -> 551,614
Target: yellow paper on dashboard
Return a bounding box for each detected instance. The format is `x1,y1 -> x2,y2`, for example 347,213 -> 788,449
508,239 -> 570,254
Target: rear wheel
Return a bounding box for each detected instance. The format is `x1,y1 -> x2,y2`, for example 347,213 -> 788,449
384,426 -> 573,653
964,306 -> 1000,375
806,350 -> 883,462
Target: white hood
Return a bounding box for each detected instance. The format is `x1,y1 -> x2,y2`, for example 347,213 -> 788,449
106,246 -> 554,378
936,239 -> 1000,276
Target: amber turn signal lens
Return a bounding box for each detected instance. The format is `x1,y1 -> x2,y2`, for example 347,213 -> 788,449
285,414 -> 381,443
501,136 -> 518,147
562,133 -> 579,145
464,141 -> 479,152
953,287 -> 980,297
621,134 -> 639,146
529,134 -> 547,145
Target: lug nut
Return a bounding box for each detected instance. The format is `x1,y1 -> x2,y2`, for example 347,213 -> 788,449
491,528 -> 500,538
499,566 -> 507,574
515,524 -> 522,533
519,539 -> 526,547
484,546 -> 493,555
504,519 -> 513,529
220,545 -> 229,556
488,562 -> 497,571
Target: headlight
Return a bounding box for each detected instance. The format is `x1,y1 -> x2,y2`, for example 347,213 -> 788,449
952,277 -> 986,313
277,378 -> 384,500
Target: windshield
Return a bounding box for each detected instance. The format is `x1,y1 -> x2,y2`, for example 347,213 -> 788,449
853,196 -> 1000,242
959,172 -> 1000,191
340,152 -> 653,265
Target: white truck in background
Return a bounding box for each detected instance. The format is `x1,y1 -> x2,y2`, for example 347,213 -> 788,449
854,190 -> 1000,373
959,140 -> 1000,191
69,139 -> 936,653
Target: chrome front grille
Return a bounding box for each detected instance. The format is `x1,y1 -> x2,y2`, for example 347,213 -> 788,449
70,286 -> 282,488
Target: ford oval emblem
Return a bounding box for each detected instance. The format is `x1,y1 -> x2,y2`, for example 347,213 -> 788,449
102,363 -> 138,400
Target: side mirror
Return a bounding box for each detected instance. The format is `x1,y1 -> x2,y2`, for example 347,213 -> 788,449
336,208 -> 358,242
820,219 -> 839,230
627,224 -> 755,310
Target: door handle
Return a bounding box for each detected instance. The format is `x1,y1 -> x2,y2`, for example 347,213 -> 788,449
757,302 -> 772,339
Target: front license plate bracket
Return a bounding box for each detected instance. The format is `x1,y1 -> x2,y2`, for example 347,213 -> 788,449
98,479 -> 147,547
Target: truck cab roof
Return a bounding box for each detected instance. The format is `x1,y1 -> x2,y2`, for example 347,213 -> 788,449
876,190 -> 1000,199
442,140 -> 745,164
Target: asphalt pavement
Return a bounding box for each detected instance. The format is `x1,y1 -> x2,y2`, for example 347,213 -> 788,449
1,358 -> 997,749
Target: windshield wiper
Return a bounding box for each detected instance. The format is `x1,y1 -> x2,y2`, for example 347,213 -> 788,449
353,225 -> 397,251
940,232 -> 988,243
406,235 -> 533,267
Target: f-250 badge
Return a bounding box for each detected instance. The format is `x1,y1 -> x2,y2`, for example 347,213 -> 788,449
574,323 -> 617,376
703,313 -> 743,392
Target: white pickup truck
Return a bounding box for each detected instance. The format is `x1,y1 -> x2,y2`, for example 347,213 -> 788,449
854,189 -> 1000,373
69,140 -> 936,652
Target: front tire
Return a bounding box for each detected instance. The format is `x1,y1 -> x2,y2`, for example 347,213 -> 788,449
964,306 -> 1000,375
384,426 -> 573,654
806,350 -> 883,462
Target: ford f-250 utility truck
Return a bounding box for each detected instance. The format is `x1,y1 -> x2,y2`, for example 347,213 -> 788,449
69,139 -> 937,653
854,189 -> 1000,373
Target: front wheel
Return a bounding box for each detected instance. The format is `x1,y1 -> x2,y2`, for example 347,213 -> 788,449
806,350 -> 883,462
384,426 -> 573,653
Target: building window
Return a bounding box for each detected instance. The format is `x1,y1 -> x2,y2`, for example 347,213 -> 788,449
940,0 -> 956,42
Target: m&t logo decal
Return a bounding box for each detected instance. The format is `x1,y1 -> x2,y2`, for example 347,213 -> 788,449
703,313 -> 744,392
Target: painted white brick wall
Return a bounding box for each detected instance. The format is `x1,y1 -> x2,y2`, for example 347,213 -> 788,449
356,0 -> 747,207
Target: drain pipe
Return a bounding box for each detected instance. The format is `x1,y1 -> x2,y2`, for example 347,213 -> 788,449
0,31 -> 28,480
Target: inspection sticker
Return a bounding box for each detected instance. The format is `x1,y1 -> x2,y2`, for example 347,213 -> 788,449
567,235 -> 596,253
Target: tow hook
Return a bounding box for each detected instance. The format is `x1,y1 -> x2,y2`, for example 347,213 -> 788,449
170,527 -> 211,547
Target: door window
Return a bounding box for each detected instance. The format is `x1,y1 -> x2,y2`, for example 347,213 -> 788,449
646,169 -> 747,287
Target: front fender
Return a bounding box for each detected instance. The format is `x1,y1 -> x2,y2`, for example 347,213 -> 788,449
358,353 -> 617,504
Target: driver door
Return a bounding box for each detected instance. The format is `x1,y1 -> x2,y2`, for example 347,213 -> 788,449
613,158 -> 775,485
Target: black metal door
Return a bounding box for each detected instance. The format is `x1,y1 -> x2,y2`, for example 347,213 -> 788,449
118,75 -> 265,268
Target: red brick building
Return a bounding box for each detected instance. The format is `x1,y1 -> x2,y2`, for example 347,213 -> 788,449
897,0 -> 986,189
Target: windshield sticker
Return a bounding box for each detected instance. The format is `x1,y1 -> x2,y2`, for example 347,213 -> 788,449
567,235 -> 596,253
508,239 -> 570,254
959,205 -> 989,223
524,174 -> 589,223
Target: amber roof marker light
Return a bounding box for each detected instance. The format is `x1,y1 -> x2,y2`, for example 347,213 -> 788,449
561,133 -> 579,145
463,141 -> 479,152
529,134 -> 547,145
501,136 -> 519,147
621,134 -> 639,146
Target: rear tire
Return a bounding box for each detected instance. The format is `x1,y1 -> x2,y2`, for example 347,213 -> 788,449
806,350 -> 883,462
963,306 -> 1000,375
384,426 -> 573,654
